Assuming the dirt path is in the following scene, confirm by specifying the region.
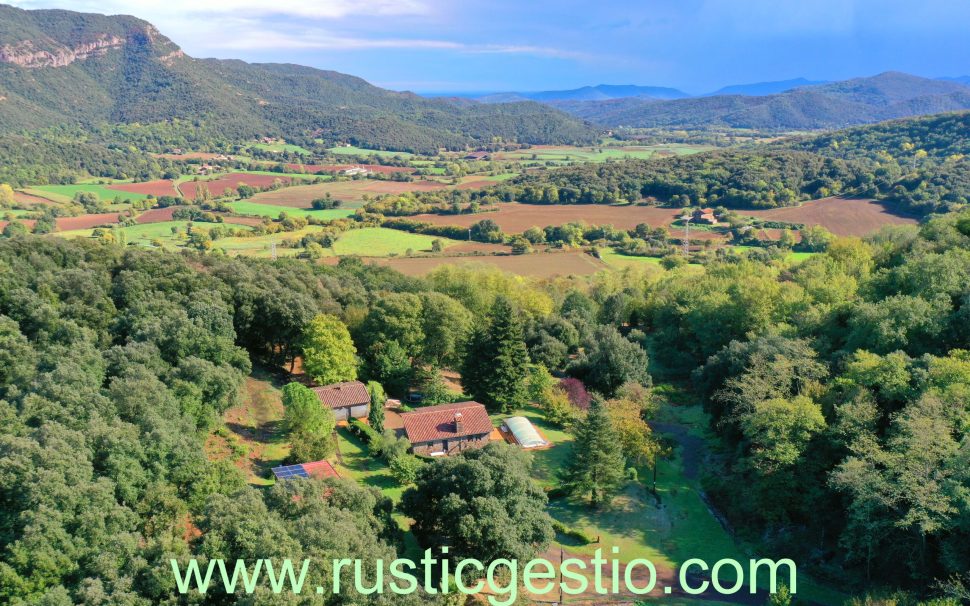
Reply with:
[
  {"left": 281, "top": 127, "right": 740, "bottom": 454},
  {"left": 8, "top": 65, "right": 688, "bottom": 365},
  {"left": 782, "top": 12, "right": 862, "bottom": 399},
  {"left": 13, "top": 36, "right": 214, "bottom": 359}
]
[{"left": 520, "top": 546, "right": 764, "bottom": 605}]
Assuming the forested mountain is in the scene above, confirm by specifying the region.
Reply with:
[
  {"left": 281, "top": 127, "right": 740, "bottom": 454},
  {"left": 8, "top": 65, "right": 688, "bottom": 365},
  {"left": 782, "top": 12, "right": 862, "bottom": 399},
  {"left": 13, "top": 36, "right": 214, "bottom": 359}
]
[
  {"left": 552, "top": 72, "right": 970, "bottom": 130},
  {"left": 785, "top": 111, "right": 970, "bottom": 161},
  {"left": 0, "top": 5, "right": 596, "bottom": 153}
]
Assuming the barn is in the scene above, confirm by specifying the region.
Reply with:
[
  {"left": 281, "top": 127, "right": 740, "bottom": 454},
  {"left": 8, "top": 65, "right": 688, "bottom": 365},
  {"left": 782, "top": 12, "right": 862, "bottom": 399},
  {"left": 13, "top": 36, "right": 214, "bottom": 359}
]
[{"left": 313, "top": 381, "right": 370, "bottom": 422}]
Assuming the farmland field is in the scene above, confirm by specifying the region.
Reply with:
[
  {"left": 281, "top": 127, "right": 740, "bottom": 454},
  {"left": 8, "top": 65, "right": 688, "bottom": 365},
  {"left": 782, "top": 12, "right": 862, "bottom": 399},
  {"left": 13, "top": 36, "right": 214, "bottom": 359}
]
[
  {"left": 327, "top": 146, "right": 414, "bottom": 158},
  {"left": 178, "top": 173, "right": 301, "bottom": 200},
  {"left": 108, "top": 179, "right": 180, "bottom": 198},
  {"left": 134, "top": 207, "right": 177, "bottom": 223},
  {"left": 411, "top": 202, "right": 684, "bottom": 231},
  {"left": 227, "top": 200, "right": 355, "bottom": 220},
  {"left": 327, "top": 227, "right": 460, "bottom": 257},
  {"left": 371, "top": 249, "right": 607, "bottom": 277},
  {"left": 492, "top": 143, "right": 713, "bottom": 163},
  {"left": 251, "top": 142, "right": 312, "bottom": 155},
  {"left": 454, "top": 173, "right": 518, "bottom": 189},
  {"left": 59, "top": 220, "right": 193, "bottom": 246},
  {"left": 284, "top": 163, "right": 416, "bottom": 175},
  {"left": 26, "top": 183, "right": 151, "bottom": 203},
  {"left": 12, "top": 191, "right": 56, "bottom": 206},
  {"left": 248, "top": 179, "right": 447, "bottom": 209},
  {"left": 743, "top": 197, "right": 918, "bottom": 236}
]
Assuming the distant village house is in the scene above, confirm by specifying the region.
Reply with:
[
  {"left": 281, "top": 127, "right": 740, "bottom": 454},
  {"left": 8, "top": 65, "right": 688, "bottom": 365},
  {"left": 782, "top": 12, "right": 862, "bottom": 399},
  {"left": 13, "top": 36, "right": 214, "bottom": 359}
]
[
  {"left": 463, "top": 151, "right": 491, "bottom": 161},
  {"left": 313, "top": 381, "right": 370, "bottom": 422},
  {"left": 342, "top": 166, "right": 370, "bottom": 176},
  {"left": 401, "top": 401, "right": 493, "bottom": 456},
  {"left": 692, "top": 208, "right": 718, "bottom": 224}
]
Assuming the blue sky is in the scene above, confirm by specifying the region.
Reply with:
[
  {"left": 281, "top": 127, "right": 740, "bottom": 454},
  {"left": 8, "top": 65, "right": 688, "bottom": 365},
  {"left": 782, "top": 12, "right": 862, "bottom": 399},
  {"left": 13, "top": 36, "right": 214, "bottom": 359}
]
[{"left": 10, "top": 0, "right": 970, "bottom": 93}]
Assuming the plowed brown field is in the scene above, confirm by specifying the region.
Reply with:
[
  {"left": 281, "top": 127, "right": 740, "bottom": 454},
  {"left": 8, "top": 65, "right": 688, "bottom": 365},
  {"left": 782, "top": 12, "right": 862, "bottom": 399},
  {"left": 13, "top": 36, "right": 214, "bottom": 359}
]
[
  {"left": 410, "top": 203, "right": 682, "bottom": 232},
  {"left": 744, "top": 197, "right": 917, "bottom": 236}
]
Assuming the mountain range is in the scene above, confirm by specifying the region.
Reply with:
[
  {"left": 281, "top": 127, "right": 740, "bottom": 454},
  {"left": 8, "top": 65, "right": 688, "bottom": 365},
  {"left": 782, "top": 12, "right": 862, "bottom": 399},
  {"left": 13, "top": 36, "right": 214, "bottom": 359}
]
[
  {"left": 472, "top": 84, "right": 690, "bottom": 104},
  {"left": 702, "top": 78, "right": 829, "bottom": 97},
  {"left": 547, "top": 72, "right": 970, "bottom": 130},
  {"left": 0, "top": 4, "right": 596, "bottom": 153}
]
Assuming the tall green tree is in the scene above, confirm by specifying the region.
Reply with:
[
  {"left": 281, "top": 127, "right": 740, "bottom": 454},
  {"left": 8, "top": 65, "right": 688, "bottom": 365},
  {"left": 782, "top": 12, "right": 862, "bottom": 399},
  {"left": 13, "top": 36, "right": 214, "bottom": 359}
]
[
  {"left": 401, "top": 443, "right": 553, "bottom": 563},
  {"left": 568, "top": 326, "right": 651, "bottom": 397},
  {"left": 366, "top": 380, "right": 386, "bottom": 433},
  {"left": 301, "top": 314, "right": 357, "bottom": 385},
  {"left": 282, "top": 382, "right": 336, "bottom": 462},
  {"left": 461, "top": 296, "right": 530, "bottom": 412},
  {"left": 560, "top": 398, "right": 626, "bottom": 507},
  {"left": 364, "top": 340, "right": 412, "bottom": 396}
]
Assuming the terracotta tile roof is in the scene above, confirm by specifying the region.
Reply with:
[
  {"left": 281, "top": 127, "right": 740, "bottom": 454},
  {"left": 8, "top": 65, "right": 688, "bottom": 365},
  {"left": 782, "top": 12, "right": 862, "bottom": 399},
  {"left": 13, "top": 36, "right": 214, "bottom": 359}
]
[
  {"left": 401, "top": 401, "right": 493, "bottom": 444},
  {"left": 312, "top": 381, "right": 369, "bottom": 409},
  {"left": 301, "top": 460, "right": 341, "bottom": 479}
]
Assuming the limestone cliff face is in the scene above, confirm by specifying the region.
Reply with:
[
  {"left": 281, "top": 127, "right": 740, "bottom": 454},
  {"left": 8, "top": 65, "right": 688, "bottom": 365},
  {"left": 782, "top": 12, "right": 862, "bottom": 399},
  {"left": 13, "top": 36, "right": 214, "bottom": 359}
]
[{"left": 0, "top": 35, "right": 125, "bottom": 68}]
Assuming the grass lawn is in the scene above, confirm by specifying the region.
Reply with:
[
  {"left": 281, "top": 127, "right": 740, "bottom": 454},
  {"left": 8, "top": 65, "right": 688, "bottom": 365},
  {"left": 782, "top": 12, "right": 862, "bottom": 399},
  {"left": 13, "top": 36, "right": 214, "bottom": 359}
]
[
  {"left": 204, "top": 372, "right": 288, "bottom": 487},
  {"left": 328, "top": 146, "right": 415, "bottom": 159},
  {"left": 26, "top": 183, "right": 150, "bottom": 203},
  {"left": 506, "top": 401, "right": 844, "bottom": 604},
  {"left": 327, "top": 227, "right": 460, "bottom": 257},
  {"left": 228, "top": 200, "right": 355, "bottom": 220},
  {"left": 333, "top": 427, "right": 405, "bottom": 503}
]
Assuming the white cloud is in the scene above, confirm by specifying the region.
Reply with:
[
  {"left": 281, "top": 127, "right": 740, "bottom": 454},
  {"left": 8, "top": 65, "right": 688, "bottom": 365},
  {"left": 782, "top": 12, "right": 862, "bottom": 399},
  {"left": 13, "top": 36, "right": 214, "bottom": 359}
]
[{"left": 9, "top": 0, "right": 431, "bottom": 20}]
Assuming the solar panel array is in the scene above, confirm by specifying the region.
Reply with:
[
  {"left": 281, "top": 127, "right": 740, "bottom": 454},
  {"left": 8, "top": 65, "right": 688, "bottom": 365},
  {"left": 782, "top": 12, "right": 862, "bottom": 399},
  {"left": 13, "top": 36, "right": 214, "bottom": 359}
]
[{"left": 271, "top": 464, "right": 311, "bottom": 480}]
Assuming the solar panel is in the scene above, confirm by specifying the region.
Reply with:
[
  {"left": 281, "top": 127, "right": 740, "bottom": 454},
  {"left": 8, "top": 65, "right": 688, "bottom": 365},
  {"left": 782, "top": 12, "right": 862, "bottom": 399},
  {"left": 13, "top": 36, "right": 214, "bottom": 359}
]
[{"left": 271, "top": 464, "right": 311, "bottom": 480}]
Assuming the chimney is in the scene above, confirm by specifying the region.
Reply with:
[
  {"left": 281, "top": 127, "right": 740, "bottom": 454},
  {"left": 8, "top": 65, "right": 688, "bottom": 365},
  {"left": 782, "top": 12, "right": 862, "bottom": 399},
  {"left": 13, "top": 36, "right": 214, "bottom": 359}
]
[{"left": 454, "top": 412, "right": 464, "bottom": 432}]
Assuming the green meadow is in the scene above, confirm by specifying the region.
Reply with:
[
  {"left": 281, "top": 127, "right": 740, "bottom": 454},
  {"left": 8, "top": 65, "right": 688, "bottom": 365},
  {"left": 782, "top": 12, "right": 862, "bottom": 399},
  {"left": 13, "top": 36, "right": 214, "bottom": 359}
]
[
  {"left": 327, "top": 227, "right": 459, "bottom": 257},
  {"left": 228, "top": 200, "right": 355, "bottom": 220},
  {"left": 327, "top": 146, "right": 415, "bottom": 159},
  {"left": 26, "top": 183, "right": 151, "bottom": 203}
]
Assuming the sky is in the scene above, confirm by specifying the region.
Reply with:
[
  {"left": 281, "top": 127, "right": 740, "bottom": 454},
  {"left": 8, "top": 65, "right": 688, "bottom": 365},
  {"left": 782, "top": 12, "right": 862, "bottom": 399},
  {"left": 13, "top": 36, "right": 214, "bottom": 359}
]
[{"left": 8, "top": 0, "right": 970, "bottom": 94}]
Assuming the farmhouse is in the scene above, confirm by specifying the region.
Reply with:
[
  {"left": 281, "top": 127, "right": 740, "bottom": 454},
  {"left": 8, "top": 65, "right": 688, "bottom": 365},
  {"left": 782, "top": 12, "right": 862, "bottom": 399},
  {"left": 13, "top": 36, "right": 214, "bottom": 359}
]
[
  {"left": 401, "top": 401, "right": 493, "bottom": 456},
  {"left": 464, "top": 151, "right": 491, "bottom": 161},
  {"left": 312, "top": 381, "right": 370, "bottom": 421},
  {"left": 342, "top": 166, "right": 370, "bottom": 176},
  {"left": 692, "top": 208, "right": 718, "bottom": 224}
]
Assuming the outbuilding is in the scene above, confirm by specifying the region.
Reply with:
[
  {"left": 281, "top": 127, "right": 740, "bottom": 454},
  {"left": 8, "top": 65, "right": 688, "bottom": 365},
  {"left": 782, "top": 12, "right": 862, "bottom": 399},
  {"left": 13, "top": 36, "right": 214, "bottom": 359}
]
[
  {"left": 313, "top": 381, "right": 370, "bottom": 421},
  {"left": 502, "top": 416, "right": 549, "bottom": 449}
]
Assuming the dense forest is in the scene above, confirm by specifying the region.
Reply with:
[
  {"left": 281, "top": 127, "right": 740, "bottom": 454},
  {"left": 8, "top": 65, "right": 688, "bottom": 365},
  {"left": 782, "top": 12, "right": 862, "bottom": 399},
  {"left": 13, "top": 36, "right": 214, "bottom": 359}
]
[
  {"left": 2, "top": 203, "right": 969, "bottom": 602},
  {"left": 369, "top": 113, "right": 968, "bottom": 215}
]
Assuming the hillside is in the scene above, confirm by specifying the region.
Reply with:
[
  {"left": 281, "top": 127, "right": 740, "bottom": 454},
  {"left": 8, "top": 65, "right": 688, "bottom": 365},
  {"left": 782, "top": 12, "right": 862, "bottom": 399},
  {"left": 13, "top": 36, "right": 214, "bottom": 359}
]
[
  {"left": 0, "top": 5, "right": 597, "bottom": 153},
  {"left": 784, "top": 111, "right": 970, "bottom": 161},
  {"left": 552, "top": 72, "right": 970, "bottom": 130}
]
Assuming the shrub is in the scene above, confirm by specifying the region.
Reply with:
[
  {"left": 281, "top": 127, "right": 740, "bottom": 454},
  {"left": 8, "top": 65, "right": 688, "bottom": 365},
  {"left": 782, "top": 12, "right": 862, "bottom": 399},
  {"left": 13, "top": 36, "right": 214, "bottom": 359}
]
[
  {"left": 348, "top": 418, "right": 381, "bottom": 444},
  {"left": 551, "top": 520, "right": 595, "bottom": 544}
]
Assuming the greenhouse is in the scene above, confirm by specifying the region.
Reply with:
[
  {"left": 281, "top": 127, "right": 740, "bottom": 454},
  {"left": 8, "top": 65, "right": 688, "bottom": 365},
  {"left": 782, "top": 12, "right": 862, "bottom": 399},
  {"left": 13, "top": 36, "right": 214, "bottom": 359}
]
[{"left": 503, "top": 416, "right": 548, "bottom": 449}]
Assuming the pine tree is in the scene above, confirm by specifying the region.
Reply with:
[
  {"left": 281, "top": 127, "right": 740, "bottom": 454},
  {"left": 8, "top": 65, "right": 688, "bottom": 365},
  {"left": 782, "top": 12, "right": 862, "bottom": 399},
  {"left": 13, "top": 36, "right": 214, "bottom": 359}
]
[
  {"left": 461, "top": 297, "right": 530, "bottom": 413},
  {"left": 560, "top": 398, "right": 626, "bottom": 508}
]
